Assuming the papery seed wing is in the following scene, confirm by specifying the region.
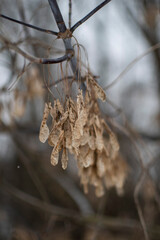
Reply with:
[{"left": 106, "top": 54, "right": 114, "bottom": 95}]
[
  {"left": 48, "top": 129, "right": 60, "bottom": 147},
  {"left": 50, "top": 101, "right": 56, "bottom": 119},
  {"left": 39, "top": 102, "right": 50, "bottom": 143},
  {"left": 39, "top": 123, "right": 49, "bottom": 143},
  {"left": 72, "top": 108, "right": 88, "bottom": 140},
  {"left": 55, "top": 111, "right": 68, "bottom": 128},
  {"left": 61, "top": 147, "right": 68, "bottom": 170},
  {"left": 96, "top": 152, "right": 107, "bottom": 177},
  {"left": 77, "top": 89, "right": 84, "bottom": 116},
  {"left": 109, "top": 132, "right": 120, "bottom": 152},
  {"left": 94, "top": 125, "right": 104, "bottom": 151},
  {"left": 83, "top": 149, "right": 94, "bottom": 168},
  {"left": 53, "top": 130, "right": 64, "bottom": 153},
  {"left": 43, "top": 102, "right": 50, "bottom": 120},
  {"left": 79, "top": 167, "right": 90, "bottom": 185},
  {"left": 50, "top": 130, "right": 64, "bottom": 166},
  {"left": 69, "top": 107, "right": 76, "bottom": 123},
  {"left": 51, "top": 150, "right": 59, "bottom": 166},
  {"left": 56, "top": 99, "right": 64, "bottom": 114},
  {"left": 80, "top": 129, "right": 90, "bottom": 146},
  {"left": 89, "top": 77, "right": 106, "bottom": 102},
  {"left": 95, "top": 184, "right": 104, "bottom": 197},
  {"left": 88, "top": 136, "right": 96, "bottom": 150},
  {"left": 95, "top": 115, "right": 101, "bottom": 129}
]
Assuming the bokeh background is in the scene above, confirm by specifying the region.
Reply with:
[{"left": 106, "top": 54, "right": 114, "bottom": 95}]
[{"left": 0, "top": 0, "right": 160, "bottom": 239}]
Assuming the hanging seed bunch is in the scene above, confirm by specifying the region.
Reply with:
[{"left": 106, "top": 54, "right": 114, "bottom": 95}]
[{"left": 39, "top": 76, "right": 127, "bottom": 197}]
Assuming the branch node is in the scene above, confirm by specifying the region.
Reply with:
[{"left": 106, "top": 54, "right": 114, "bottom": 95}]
[
  {"left": 67, "top": 51, "right": 74, "bottom": 62},
  {"left": 57, "top": 29, "right": 72, "bottom": 39}
]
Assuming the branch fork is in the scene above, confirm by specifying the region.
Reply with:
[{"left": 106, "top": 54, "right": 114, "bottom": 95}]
[
  {"left": 57, "top": 29, "right": 72, "bottom": 39},
  {"left": 0, "top": 0, "right": 111, "bottom": 78}
]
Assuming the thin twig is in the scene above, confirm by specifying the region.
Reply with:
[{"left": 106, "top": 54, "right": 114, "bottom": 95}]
[
  {"left": 14, "top": 36, "right": 63, "bottom": 52},
  {"left": 41, "top": 53, "right": 72, "bottom": 64},
  {"left": 1, "top": 181, "right": 152, "bottom": 232},
  {"left": 134, "top": 173, "right": 150, "bottom": 240},
  {"left": 0, "top": 35, "right": 73, "bottom": 64},
  {"left": 48, "top": 0, "right": 67, "bottom": 33},
  {"left": 69, "top": 0, "right": 72, "bottom": 28},
  {"left": 0, "top": 13, "right": 58, "bottom": 36},
  {"left": 44, "top": 76, "right": 75, "bottom": 88},
  {"left": 70, "top": 0, "right": 111, "bottom": 33},
  {"left": 105, "top": 98, "right": 152, "bottom": 240},
  {"left": 8, "top": 62, "right": 32, "bottom": 91},
  {"left": 43, "top": 165, "right": 94, "bottom": 215},
  {"left": 146, "top": 172, "right": 160, "bottom": 212},
  {"left": 104, "top": 42, "right": 160, "bottom": 90},
  {"left": 1, "top": 179, "right": 160, "bottom": 237},
  {"left": 2, "top": 181, "right": 78, "bottom": 219},
  {"left": 14, "top": 142, "right": 50, "bottom": 203},
  {"left": 17, "top": 0, "right": 30, "bottom": 37},
  {"left": 48, "top": 0, "right": 86, "bottom": 91}
]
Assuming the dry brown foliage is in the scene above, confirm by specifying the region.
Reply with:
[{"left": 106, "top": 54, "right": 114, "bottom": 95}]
[{"left": 39, "top": 79, "right": 128, "bottom": 197}]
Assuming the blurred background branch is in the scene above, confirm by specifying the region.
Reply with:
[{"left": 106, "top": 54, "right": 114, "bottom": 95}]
[{"left": 0, "top": 1, "right": 160, "bottom": 240}]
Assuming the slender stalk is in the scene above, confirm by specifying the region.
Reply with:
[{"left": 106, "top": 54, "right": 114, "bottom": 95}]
[
  {"left": 134, "top": 173, "right": 150, "bottom": 240},
  {"left": 0, "top": 13, "right": 58, "bottom": 36},
  {"left": 0, "top": 35, "right": 72, "bottom": 64},
  {"left": 3, "top": 181, "right": 160, "bottom": 236},
  {"left": 47, "top": 75, "right": 99, "bottom": 88},
  {"left": 48, "top": 0, "right": 67, "bottom": 33},
  {"left": 70, "top": 0, "right": 111, "bottom": 33},
  {"left": 69, "top": 0, "right": 72, "bottom": 28},
  {"left": 104, "top": 43, "right": 160, "bottom": 90},
  {"left": 2, "top": 181, "right": 78, "bottom": 219},
  {"left": 41, "top": 53, "right": 73, "bottom": 64},
  {"left": 48, "top": 0, "right": 86, "bottom": 91}
]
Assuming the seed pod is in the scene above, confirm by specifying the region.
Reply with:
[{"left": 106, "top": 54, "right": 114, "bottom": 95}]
[
  {"left": 39, "top": 103, "right": 50, "bottom": 143},
  {"left": 51, "top": 150, "right": 59, "bottom": 166},
  {"left": 89, "top": 77, "right": 106, "bottom": 102},
  {"left": 61, "top": 146, "right": 68, "bottom": 170}
]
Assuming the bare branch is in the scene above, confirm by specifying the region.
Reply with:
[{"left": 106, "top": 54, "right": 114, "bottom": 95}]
[
  {"left": 45, "top": 76, "right": 75, "bottom": 88},
  {"left": 69, "top": 0, "right": 72, "bottom": 28},
  {"left": 15, "top": 144, "right": 50, "bottom": 202},
  {"left": 70, "top": 0, "right": 111, "bottom": 33},
  {"left": 134, "top": 173, "right": 150, "bottom": 240},
  {"left": 48, "top": 0, "right": 67, "bottom": 33},
  {"left": 48, "top": 0, "right": 86, "bottom": 90},
  {"left": 41, "top": 53, "right": 73, "bottom": 64},
  {"left": 0, "top": 13, "right": 58, "bottom": 36},
  {"left": 104, "top": 42, "right": 160, "bottom": 90},
  {"left": 0, "top": 35, "right": 73, "bottom": 64},
  {"left": 2, "top": 181, "right": 78, "bottom": 219},
  {"left": 2, "top": 180, "right": 160, "bottom": 237},
  {"left": 43, "top": 165, "right": 94, "bottom": 214}
]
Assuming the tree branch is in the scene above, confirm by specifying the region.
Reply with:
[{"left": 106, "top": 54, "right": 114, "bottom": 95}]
[
  {"left": 48, "top": 0, "right": 86, "bottom": 91},
  {"left": 69, "top": 0, "right": 72, "bottom": 28},
  {"left": 70, "top": 0, "right": 111, "bottom": 33},
  {"left": 48, "top": 0, "right": 67, "bottom": 33},
  {"left": 2, "top": 181, "right": 78, "bottom": 219},
  {"left": 0, "top": 13, "right": 58, "bottom": 36},
  {"left": 2, "top": 181, "right": 160, "bottom": 236},
  {"left": 0, "top": 35, "right": 73, "bottom": 64},
  {"left": 40, "top": 53, "right": 73, "bottom": 64},
  {"left": 104, "top": 42, "right": 160, "bottom": 90}
]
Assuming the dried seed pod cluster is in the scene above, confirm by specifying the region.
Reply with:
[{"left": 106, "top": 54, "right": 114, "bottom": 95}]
[{"left": 39, "top": 81, "right": 127, "bottom": 197}]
